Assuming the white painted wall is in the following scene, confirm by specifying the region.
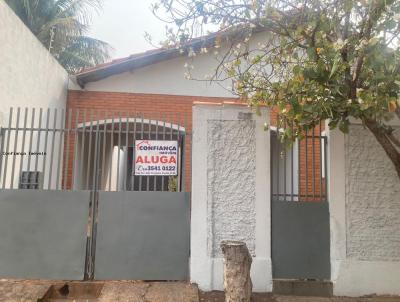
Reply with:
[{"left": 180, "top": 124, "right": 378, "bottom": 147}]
[
  {"left": 73, "top": 31, "right": 272, "bottom": 98},
  {"left": 0, "top": 1, "right": 68, "bottom": 188},
  {"left": 0, "top": 1, "right": 68, "bottom": 117},
  {"left": 80, "top": 53, "right": 234, "bottom": 97},
  {"left": 191, "top": 104, "right": 271, "bottom": 292},
  {"left": 328, "top": 118, "right": 400, "bottom": 297}
]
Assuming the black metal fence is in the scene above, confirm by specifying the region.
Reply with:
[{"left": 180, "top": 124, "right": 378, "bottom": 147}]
[
  {"left": 0, "top": 107, "right": 190, "bottom": 192},
  {"left": 271, "top": 129, "right": 328, "bottom": 202}
]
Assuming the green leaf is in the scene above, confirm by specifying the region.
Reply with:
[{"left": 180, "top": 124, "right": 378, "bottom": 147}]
[
  {"left": 329, "top": 54, "right": 341, "bottom": 78},
  {"left": 339, "top": 119, "right": 349, "bottom": 133},
  {"left": 328, "top": 119, "right": 339, "bottom": 129}
]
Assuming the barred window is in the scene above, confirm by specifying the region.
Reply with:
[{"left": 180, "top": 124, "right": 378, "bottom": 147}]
[{"left": 19, "top": 171, "right": 42, "bottom": 189}]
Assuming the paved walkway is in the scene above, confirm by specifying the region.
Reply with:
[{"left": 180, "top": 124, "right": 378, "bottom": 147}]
[
  {"left": 0, "top": 280, "right": 399, "bottom": 302},
  {"left": 199, "top": 292, "right": 400, "bottom": 302},
  {"left": 0, "top": 279, "right": 198, "bottom": 302}
]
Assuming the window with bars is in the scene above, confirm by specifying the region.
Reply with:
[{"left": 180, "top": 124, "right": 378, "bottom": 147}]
[{"left": 19, "top": 171, "right": 42, "bottom": 189}]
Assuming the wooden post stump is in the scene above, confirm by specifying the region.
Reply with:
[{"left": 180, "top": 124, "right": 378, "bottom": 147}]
[{"left": 221, "top": 241, "right": 252, "bottom": 302}]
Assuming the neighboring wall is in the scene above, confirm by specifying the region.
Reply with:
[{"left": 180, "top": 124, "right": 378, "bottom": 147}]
[
  {"left": 0, "top": 1, "right": 68, "bottom": 188},
  {"left": 191, "top": 104, "right": 271, "bottom": 292},
  {"left": 0, "top": 0, "right": 68, "bottom": 122},
  {"left": 329, "top": 120, "right": 400, "bottom": 296}
]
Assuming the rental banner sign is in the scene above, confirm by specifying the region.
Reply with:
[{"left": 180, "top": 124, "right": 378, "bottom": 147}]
[{"left": 134, "top": 140, "right": 178, "bottom": 176}]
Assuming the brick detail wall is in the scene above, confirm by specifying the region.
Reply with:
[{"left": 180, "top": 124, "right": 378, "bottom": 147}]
[
  {"left": 298, "top": 124, "right": 326, "bottom": 201},
  {"left": 66, "top": 90, "right": 324, "bottom": 199},
  {"left": 66, "top": 90, "right": 239, "bottom": 191},
  {"left": 270, "top": 108, "right": 325, "bottom": 201}
]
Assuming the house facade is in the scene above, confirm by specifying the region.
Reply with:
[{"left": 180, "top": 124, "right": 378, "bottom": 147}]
[{"left": 0, "top": 1, "right": 400, "bottom": 297}]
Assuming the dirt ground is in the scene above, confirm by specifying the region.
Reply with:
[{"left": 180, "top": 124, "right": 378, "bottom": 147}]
[
  {"left": 199, "top": 291, "right": 274, "bottom": 301},
  {"left": 0, "top": 279, "right": 198, "bottom": 302},
  {"left": 0, "top": 279, "right": 400, "bottom": 302},
  {"left": 199, "top": 291, "right": 400, "bottom": 302}
]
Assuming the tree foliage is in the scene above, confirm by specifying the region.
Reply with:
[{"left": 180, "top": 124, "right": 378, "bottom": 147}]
[
  {"left": 154, "top": 0, "right": 400, "bottom": 178},
  {"left": 4, "top": 0, "right": 112, "bottom": 73}
]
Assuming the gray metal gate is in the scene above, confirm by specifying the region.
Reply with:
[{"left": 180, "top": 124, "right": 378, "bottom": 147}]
[
  {"left": 0, "top": 107, "right": 191, "bottom": 280},
  {"left": 271, "top": 127, "right": 330, "bottom": 280}
]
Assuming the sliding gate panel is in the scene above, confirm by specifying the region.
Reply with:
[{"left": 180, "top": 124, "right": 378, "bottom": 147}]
[
  {"left": 0, "top": 190, "right": 89, "bottom": 279},
  {"left": 95, "top": 191, "right": 190, "bottom": 280}
]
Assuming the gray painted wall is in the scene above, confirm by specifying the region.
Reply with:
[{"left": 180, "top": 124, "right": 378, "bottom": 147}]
[
  {"left": 95, "top": 191, "right": 190, "bottom": 280},
  {"left": 0, "top": 190, "right": 89, "bottom": 279}
]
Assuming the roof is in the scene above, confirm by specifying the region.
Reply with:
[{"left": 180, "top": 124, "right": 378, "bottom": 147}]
[{"left": 75, "top": 27, "right": 262, "bottom": 87}]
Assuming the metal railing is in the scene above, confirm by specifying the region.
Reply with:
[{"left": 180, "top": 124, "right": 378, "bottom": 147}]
[
  {"left": 271, "top": 128, "right": 328, "bottom": 202},
  {"left": 0, "top": 107, "right": 190, "bottom": 192}
]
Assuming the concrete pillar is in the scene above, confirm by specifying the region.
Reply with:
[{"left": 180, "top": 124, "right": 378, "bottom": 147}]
[{"left": 190, "top": 103, "right": 272, "bottom": 292}]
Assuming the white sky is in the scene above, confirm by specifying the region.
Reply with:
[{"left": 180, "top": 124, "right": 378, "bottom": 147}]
[{"left": 89, "top": 0, "right": 168, "bottom": 59}]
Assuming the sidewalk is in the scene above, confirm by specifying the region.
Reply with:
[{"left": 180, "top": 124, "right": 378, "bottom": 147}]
[
  {"left": 0, "top": 279, "right": 198, "bottom": 302},
  {"left": 199, "top": 291, "right": 400, "bottom": 302},
  {"left": 0, "top": 280, "right": 399, "bottom": 302}
]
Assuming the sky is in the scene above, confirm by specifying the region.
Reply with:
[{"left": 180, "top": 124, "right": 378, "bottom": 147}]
[{"left": 89, "top": 0, "right": 168, "bottom": 59}]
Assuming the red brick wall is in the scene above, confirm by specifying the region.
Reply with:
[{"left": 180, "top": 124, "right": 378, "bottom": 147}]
[
  {"left": 66, "top": 90, "right": 325, "bottom": 200},
  {"left": 270, "top": 108, "right": 326, "bottom": 201},
  {"left": 66, "top": 90, "right": 239, "bottom": 191}
]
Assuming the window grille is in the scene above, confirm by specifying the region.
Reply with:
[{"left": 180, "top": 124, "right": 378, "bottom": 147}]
[{"left": 19, "top": 171, "right": 42, "bottom": 189}]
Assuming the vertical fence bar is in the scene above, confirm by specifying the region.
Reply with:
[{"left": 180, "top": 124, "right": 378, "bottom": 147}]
[
  {"left": 131, "top": 114, "right": 137, "bottom": 191},
  {"left": 270, "top": 131, "right": 273, "bottom": 201},
  {"left": 47, "top": 109, "right": 58, "bottom": 190},
  {"left": 108, "top": 112, "right": 114, "bottom": 191},
  {"left": 169, "top": 114, "right": 173, "bottom": 192},
  {"left": 283, "top": 127, "right": 287, "bottom": 202},
  {"left": 146, "top": 115, "right": 152, "bottom": 192},
  {"left": 10, "top": 108, "right": 21, "bottom": 189},
  {"left": 154, "top": 113, "right": 159, "bottom": 191},
  {"left": 276, "top": 132, "right": 280, "bottom": 201},
  {"left": 56, "top": 109, "right": 65, "bottom": 190},
  {"left": 291, "top": 123, "right": 294, "bottom": 202},
  {"left": 101, "top": 111, "right": 107, "bottom": 191},
  {"left": 319, "top": 121, "right": 323, "bottom": 202},
  {"left": 18, "top": 108, "right": 28, "bottom": 189},
  {"left": 182, "top": 111, "right": 188, "bottom": 192},
  {"left": 139, "top": 113, "right": 144, "bottom": 191},
  {"left": 86, "top": 110, "right": 94, "bottom": 190},
  {"left": 27, "top": 108, "right": 35, "bottom": 173},
  {"left": 0, "top": 126, "right": 4, "bottom": 187},
  {"left": 176, "top": 112, "right": 181, "bottom": 192},
  {"left": 63, "top": 109, "right": 72, "bottom": 190},
  {"left": 71, "top": 109, "right": 80, "bottom": 190},
  {"left": 312, "top": 127, "right": 316, "bottom": 201},
  {"left": 305, "top": 129, "right": 308, "bottom": 202},
  {"left": 34, "top": 108, "right": 43, "bottom": 173},
  {"left": 79, "top": 109, "right": 87, "bottom": 190},
  {"left": 116, "top": 112, "right": 122, "bottom": 191},
  {"left": 2, "top": 108, "right": 13, "bottom": 189},
  {"left": 41, "top": 109, "right": 51, "bottom": 190},
  {"left": 161, "top": 113, "right": 166, "bottom": 191},
  {"left": 92, "top": 111, "right": 100, "bottom": 191},
  {"left": 0, "top": 126, "right": 4, "bottom": 186},
  {"left": 124, "top": 114, "right": 129, "bottom": 191},
  {"left": 324, "top": 137, "right": 328, "bottom": 202}
]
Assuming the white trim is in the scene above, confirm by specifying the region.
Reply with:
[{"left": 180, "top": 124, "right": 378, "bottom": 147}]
[
  {"left": 326, "top": 123, "right": 347, "bottom": 290},
  {"left": 77, "top": 118, "right": 185, "bottom": 132}
]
